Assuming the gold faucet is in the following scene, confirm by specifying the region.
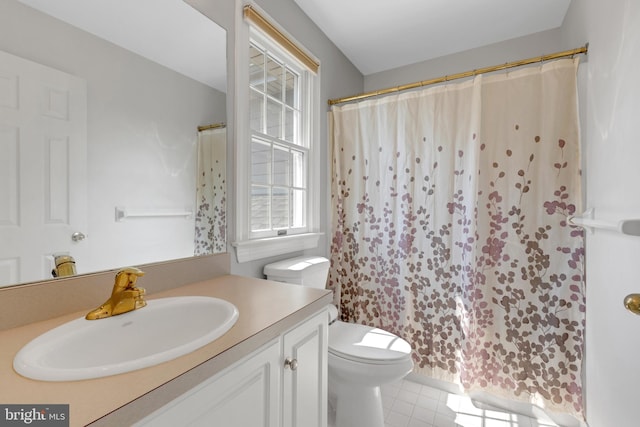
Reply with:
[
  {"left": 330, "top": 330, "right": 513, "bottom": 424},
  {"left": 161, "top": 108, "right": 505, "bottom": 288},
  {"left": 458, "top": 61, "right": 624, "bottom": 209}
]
[{"left": 85, "top": 267, "right": 147, "bottom": 320}]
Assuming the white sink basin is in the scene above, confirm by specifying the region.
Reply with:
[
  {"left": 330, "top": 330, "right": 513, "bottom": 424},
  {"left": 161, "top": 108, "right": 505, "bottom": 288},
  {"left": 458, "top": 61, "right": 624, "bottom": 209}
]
[{"left": 14, "top": 296, "right": 239, "bottom": 381}]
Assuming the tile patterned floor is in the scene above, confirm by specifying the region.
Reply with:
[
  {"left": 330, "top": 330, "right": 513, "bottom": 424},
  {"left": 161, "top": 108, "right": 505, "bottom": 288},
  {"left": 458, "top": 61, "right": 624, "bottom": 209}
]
[{"left": 380, "top": 378, "right": 560, "bottom": 427}]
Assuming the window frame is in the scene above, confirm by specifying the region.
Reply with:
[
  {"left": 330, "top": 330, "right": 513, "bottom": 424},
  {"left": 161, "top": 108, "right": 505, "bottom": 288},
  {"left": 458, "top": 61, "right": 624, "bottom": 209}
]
[
  {"left": 248, "top": 38, "right": 309, "bottom": 239},
  {"left": 232, "top": 6, "right": 322, "bottom": 263}
]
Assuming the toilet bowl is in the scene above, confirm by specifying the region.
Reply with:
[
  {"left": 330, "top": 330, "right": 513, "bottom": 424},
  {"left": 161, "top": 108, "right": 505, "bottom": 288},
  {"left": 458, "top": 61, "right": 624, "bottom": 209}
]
[{"left": 264, "top": 256, "right": 414, "bottom": 427}]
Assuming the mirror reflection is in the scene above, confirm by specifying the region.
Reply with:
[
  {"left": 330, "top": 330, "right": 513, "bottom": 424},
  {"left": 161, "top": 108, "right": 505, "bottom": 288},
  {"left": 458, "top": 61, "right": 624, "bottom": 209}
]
[{"left": 0, "top": 0, "right": 227, "bottom": 288}]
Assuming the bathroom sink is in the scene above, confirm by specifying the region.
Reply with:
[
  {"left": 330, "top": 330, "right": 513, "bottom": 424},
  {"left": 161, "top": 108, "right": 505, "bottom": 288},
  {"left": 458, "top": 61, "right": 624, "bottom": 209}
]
[{"left": 13, "top": 296, "right": 239, "bottom": 381}]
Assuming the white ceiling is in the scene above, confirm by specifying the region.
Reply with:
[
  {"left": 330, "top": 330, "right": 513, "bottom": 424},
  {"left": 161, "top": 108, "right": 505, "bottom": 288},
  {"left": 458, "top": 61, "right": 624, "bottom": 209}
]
[
  {"left": 18, "top": 0, "right": 227, "bottom": 92},
  {"left": 294, "top": 0, "right": 572, "bottom": 75},
  {"left": 17, "top": 0, "right": 571, "bottom": 89}
]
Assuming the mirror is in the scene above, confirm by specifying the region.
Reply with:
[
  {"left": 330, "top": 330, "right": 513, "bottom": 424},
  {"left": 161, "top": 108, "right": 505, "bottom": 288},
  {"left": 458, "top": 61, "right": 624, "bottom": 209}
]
[{"left": 0, "top": 0, "right": 227, "bottom": 287}]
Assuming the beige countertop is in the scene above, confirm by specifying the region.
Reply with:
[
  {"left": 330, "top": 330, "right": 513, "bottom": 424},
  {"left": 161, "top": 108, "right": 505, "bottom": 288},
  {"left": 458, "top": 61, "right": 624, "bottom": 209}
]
[{"left": 0, "top": 274, "right": 332, "bottom": 426}]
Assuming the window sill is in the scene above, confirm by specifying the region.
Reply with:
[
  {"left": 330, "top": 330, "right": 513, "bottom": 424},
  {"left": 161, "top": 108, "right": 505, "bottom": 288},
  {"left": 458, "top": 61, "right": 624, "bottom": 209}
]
[{"left": 232, "top": 232, "right": 323, "bottom": 263}]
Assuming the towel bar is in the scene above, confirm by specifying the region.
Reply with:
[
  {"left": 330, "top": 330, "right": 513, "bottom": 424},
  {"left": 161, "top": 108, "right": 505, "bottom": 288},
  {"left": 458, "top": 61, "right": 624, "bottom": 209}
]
[
  {"left": 115, "top": 207, "right": 193, "bottom": 222},
  {"left": 568, "top": 208, "right": 640, "bottom": 236}
]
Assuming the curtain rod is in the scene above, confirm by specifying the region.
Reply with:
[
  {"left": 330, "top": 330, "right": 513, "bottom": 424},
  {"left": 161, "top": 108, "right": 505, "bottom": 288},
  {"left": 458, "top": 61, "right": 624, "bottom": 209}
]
[
  {"left": 328, "top": 44, "right": 588, "bottom": 106},
  {"left": 198, "top": 122, "right": 226, "bottom": 132},
  {"left": 244, "top": 4, "right": 319, "bottom": 73}
]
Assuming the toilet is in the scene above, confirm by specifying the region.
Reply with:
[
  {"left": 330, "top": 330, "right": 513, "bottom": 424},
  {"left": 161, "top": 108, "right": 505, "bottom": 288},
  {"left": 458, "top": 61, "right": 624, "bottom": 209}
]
[{"left": 264, "top": 256, "right": 414, "bottom": 427}]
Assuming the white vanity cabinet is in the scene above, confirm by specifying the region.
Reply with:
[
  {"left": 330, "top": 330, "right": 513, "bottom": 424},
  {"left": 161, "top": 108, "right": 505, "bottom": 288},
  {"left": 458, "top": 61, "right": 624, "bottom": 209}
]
[
  {"left": 135, "top": 309, "right": 328, "bottom": 427},
  {"left": 282, "top": 310, "right": 328, "bottom": 427}
]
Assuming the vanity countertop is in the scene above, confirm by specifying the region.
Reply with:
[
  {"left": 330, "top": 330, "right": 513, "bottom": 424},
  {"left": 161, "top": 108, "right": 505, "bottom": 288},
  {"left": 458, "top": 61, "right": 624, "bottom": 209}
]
[{"left": 0, "top": 274, "right": 332, "bottom": 426}]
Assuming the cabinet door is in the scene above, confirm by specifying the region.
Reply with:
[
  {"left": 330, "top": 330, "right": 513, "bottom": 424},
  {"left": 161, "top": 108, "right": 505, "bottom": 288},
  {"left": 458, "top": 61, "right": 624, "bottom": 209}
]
[
  {"left": 282, "top": 309, "right": 328, "bottom": 427},
  {"left": 135, "top": 339, "right": 280, "bottom": 427}
]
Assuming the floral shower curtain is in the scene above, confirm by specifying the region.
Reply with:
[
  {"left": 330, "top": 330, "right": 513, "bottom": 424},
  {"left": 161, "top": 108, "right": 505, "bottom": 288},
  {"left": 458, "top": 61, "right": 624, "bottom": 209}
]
[
  {"left": 194, "top": 127, "right": 226, "bottom": 255},
  {"left": 329, "top": 58, "right": 585, "bottom": 418}
]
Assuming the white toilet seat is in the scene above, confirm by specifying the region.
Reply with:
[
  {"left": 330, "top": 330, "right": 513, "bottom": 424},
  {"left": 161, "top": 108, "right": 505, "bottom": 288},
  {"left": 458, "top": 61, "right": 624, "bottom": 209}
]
[{"left": 329, "top": 321, "right": 412, "bottom": 364}]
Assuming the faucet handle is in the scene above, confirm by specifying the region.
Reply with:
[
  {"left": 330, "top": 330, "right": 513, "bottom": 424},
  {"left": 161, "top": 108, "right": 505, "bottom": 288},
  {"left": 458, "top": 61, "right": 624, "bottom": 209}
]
[
  {"left": 119, "top": 266, "right": 145, "bottom": 278},
  {"left": 111, "top": 267, "right": 146, "bottom": 296},
  {"left": 115, "top": 267, "right": 145, "bottom": 286}
]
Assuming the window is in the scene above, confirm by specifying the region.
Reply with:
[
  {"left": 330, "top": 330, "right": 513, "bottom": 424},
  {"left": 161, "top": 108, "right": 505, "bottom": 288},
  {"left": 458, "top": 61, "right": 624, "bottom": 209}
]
[
  {"left": 233, "top": 5, "right": 321, "bottom": 262},
  {"left": 249, "top": 40, "right": 308, "bottom": 238}
]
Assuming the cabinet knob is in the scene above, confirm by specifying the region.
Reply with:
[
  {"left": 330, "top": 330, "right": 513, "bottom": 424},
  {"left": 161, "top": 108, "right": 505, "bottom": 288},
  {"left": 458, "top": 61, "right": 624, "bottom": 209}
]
[{"left": 284, "top": 357, "right": 298, "bottom": 371}]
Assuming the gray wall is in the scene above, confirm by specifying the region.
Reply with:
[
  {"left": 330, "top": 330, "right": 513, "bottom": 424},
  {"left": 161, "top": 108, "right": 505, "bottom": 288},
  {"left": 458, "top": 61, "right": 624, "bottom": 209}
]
[{"left": 364, "top": 28, "right": 564, "bottom": 92}]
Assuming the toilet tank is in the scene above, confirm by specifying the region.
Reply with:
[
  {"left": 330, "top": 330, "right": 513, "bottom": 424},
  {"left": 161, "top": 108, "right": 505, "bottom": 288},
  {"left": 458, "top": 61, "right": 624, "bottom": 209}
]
[{"left": 263, "top": 256, "right": 330, "bottom": 289}]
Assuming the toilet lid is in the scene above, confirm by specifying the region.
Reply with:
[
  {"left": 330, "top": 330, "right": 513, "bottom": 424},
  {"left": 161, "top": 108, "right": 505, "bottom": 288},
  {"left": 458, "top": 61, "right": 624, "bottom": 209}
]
[{"left": 329, "top": 321, "right": 412, "bottom": 363}]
